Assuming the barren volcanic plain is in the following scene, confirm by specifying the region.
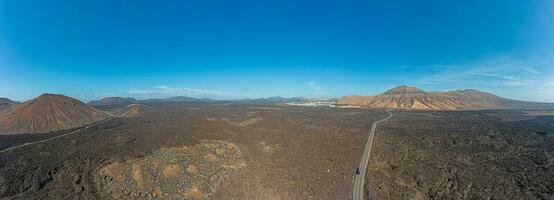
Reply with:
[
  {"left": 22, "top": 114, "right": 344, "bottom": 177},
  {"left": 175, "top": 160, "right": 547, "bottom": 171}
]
[
  {"left": 366, "top": 110, "right": 554, "bottom": 199},
  {"left": 0, "top": 102, "right": 387, "bottom": 199},
  {"left": 1, "top": 100, "right": 553, "bottom": 199}
]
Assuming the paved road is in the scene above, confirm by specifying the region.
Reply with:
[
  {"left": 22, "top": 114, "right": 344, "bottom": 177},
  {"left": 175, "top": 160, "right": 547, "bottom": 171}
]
[
  {"left": 353, "top": 110, "right": 393, "bottom": 200},
  {"left": 0, "top": 118, "right": 112, "bottom": 154}
]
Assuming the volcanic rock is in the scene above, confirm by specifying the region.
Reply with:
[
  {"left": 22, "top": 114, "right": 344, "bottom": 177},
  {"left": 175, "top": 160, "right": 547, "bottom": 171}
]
[
  {"left": 0, "top": 94, "right": 110, "bottom": 134},
  {"left": 97, "top": 140, "right": 244, "bottom": 200},
  {"left": 112, "top": 104, "right": 155, "bottom": 117},
  {"left": 338, "top": 86, "right": 554, "bottom": 110}
]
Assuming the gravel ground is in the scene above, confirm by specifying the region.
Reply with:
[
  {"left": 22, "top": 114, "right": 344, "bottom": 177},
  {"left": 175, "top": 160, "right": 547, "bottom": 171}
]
[
  {"left": 366, "top": 110, "right": 554, "bottom": 200},
  {"left": 0, "top": 103, "right": 385, "bottom": 200}
]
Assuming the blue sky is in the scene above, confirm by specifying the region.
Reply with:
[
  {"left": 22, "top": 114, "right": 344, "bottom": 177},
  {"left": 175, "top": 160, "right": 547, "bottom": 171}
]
[{"left": 1, "top": 0, "right": 553, "bottom": 102}]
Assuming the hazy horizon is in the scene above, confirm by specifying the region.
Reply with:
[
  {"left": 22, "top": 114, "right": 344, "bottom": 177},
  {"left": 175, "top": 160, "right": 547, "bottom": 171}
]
[
  {"left": 1, "top": 0, "right": 553, "bottom": 102},
  {"left": 3, "top": 85, "right": 554, "bottom": 104}
]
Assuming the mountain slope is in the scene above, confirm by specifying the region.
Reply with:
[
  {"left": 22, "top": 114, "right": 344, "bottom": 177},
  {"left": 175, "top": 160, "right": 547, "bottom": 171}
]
[
  {"left": 112, "top": 104, "right": 155, "bottom": 117},
  {"left": 88, "top": 97, "right": 137, "bottom": 106},
  {"left": 338, "top": 86, "right": 554, "bottom": 110},
  {"left": 0, "top": 98, "right": 18, "bottom": 116},
  {"left": 0, "top": 94, "right": 110, "bottom": 134}
]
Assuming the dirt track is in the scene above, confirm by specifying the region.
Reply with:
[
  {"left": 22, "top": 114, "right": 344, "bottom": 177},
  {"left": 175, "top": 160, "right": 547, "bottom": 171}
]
[{"left": 0, "top": 118, "right": 112, "bottom": 154}]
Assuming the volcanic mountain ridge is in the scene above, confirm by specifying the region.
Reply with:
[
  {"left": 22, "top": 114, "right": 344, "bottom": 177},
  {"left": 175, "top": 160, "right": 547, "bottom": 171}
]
[
  {"left": 111, "top": 103, "right": 156, "bottom": 117},
  {"left": 0, "top": 94, "right": 111, "bottom": 134},
  {"left": 0, "top": 97, "right": 18, "bottom": 116},
  {"left": 338, "top": 86, "right": 554, "bottom": 110},
  {"left": 88, "top": 97, "right": 137, "bottom": 106}
]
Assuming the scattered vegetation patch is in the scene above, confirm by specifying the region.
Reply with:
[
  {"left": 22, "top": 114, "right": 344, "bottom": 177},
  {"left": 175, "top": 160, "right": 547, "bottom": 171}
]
[{"left": 97, "top": 140, "right": 244, "bottom": 199}]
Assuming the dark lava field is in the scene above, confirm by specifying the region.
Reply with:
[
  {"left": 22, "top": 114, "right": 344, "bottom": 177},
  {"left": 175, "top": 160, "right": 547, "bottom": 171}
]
[
  {"left": 366, "top": 110, "right": 554, "bottom": 200},
  {"left": 0, "top": 103, "right": 385, "bottom": 200},
  {"left": 1, "top": 102, "right": 553, "bottom": 200}
]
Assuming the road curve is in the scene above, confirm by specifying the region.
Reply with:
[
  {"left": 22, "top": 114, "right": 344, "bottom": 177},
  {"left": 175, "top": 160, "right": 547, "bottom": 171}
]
[
  {"left": 0, "top": 118, "right": 112, "bottom": 154},
  {"left": 353, "top": 110, "right": 393, "bottom": 200}
]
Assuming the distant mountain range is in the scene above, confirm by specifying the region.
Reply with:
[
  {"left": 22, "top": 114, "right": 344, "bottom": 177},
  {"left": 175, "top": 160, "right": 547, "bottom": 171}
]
[
  {"left": 88, "top": 97, "right": 137, "bottom": 106},
  {"left": 0, "top": 93, "right": 309, "bottom": 134},
  {"left": 338, "top": 86, "right": 554, "bottom": 110},
  {"left": 0, "top": 98, "right": 18, "bottom": 115},
  {"left": 88, "top": 96, "right": 214, "bottom": 106},
  {"left": 0, "top": 94, "right": 110, "bottom": 134},
  {"left": 237, "top": 96, "right": 308, "bottom": 103},
  {"left": 1, "top": 87, "right": 552, "bottom": 134},
  {"left": 87, "top": 96, "right": 307, "bottom": 106},
  {"left": 139, "top": 96, "right": 213, "bottom": 103}
]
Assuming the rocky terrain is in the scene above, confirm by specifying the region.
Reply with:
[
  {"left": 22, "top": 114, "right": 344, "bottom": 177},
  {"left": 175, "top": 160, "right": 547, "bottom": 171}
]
[
  {"left": 339, "top": 86, "right": 554, "bottom": 110},
  {"left": 0, "top": 100, "right": 553, "bottom": 199},
  {"left": 0, "top": 94, "right": 110, "bottom": 134},
  {"left": 366, "top": 110, "right": 554, "bottom": 199},
  {"left": 97, "top": 140, "right": 244, "bottom": 199},
  {"left": 0, "top": 102, "right": 384, "bottom": 199},
  {"left": 111, "top": 104, "right": 156, "bottom": 118}
]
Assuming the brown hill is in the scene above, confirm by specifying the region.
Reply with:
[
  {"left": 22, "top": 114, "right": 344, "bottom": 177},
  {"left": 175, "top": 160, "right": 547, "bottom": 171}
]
[
  {"left": 88, "top": 97, "right": 136, "bottom": 106},
  {"left": 383, "top": 86, "right": 425, "bottom": 94},
  {"left": 338, "top": 86, "right": 554, "bottom": 110},
  {"left": 0, "top": 94, "right": 110, "bottom": 134},
  {"left": 0, "top": 98, "right": 18, "bottom": 116},
  {"left": 112, "top": 103, "right": 155, "bottom": 117}
]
